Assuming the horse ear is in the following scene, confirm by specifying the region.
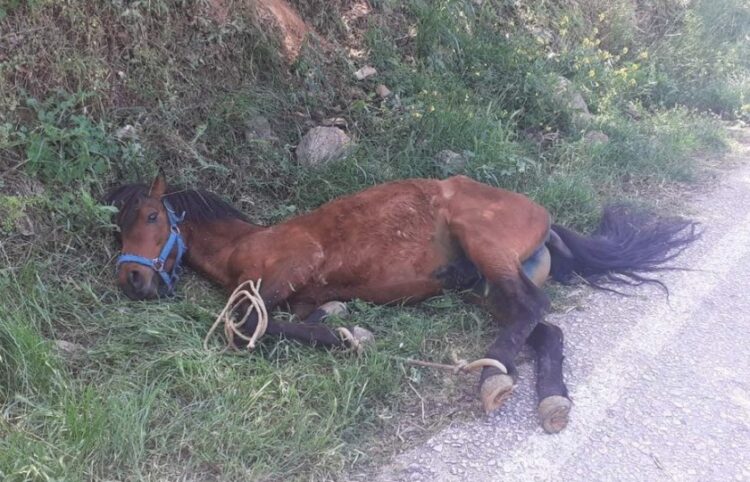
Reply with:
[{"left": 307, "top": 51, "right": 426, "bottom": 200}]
[{"left": 149, "top": 172, "right": 167, "bottom": 198}]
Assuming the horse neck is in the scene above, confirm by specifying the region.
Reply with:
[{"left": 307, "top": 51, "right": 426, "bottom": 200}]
[{"left": 181, "top": 218, "right": 265, "bottom": 287}]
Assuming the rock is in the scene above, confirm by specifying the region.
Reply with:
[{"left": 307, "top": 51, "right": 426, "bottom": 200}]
[
  {"left": 296, "top": 127, "right": 353, "bottom": 168},
  {"left": 625, "top": 101, "right": 642, "bottom": 120},
  {"left": 434, "top": 149, "right": 472, "bottom": 174},
  {"left": 14, "top": 214, "right": 34, "bottom": 236},
  {"left": 244, "top": 116, "right": 275, "bottom": 142},
  {"left": 354, "top": 65, "right": 377, "bottom": 80},
  {"left": 554, "top": 76, "right": 594, "bottom": 125},
  {"left": 254, "top": 0, "right": 313, "bottom": 62},
  {"left": 584, "top": 130, "right": 610, "bottom": 145},
  {"left": 376, "top": 84, "right": 392, "bottom": 98},
  {"left": 115, "top": 124, "right": 138, "bottom": 141},
  {"left": 523, "top": 128, "right": 560, "bottom": 147},
  {"left": 54, "top": 340, "right": 86, "bottom": 358},
  {"left": 529, "top": 26, "right": 554, "bottom": 44}
]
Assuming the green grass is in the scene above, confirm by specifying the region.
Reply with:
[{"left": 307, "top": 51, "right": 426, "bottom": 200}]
[
  {"left": 0, "top": 0, "right": 743, "bottom": 479},
  {"left": 0, "top": 252, "right": 495, "bottom": 480}
]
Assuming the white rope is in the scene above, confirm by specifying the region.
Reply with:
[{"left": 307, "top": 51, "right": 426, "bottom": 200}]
[
  {"left": 402, "top": 350, "right": 508, "bottom": 375},
  {"left": 204, "top": 286, "right": 507, "bottom": 377},
  {"left": 203, "top": 279, "right": 268, "bottom": 351}
]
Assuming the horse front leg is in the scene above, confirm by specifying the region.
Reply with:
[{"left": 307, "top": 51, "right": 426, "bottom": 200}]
[
  {"left": 296, "top": 301, "right": 375, "bottom": 352},
  {"left": 527, "top": 321, "right": 572, "bottom": 433},
  {"left": 230, "top": 291, "right": 370, "bottom": 350},
  {"left": 229, "top": 299, "right": 347, "bottom": 349}
]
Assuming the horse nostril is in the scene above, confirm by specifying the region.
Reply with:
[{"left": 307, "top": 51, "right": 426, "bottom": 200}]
[{"left": 128, "top": 270, "right": 142, "bottom": 289}]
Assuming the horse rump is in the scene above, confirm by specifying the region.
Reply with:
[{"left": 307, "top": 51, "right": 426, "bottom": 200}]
[{"left": 548, "top": 204, "right": 700, "bottom": 290}]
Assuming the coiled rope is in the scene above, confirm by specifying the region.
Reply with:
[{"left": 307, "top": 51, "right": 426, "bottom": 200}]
[
  {"left": 204, "top": 282, "right": 507, "bottom": 375},
  {"left": 203, "top": 279, "right": 268, "bottom": 351}
]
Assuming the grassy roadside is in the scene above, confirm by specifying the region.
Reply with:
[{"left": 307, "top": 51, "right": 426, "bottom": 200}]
[{"left": 1, "top": 0, "right": 748, "bottom": 480}]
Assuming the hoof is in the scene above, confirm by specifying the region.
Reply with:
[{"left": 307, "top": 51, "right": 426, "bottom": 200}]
[
  {"left": 337, "top": 326, "right": 375, "bottom": 355},
  {"left": 538, "top": 395, "right": 572, "bottom": 434},
  {"left": 479, "top": 374, "right": 515, "bottom": 414},
  {"left": 351, "top": 326, "right": 375, "bottom": 346},
  {"left": 320, "top": 301, "right": 349, "bottom": 318}
]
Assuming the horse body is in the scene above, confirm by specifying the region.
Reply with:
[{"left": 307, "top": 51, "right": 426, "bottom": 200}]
[
  {"left": 184, "top": 176, "right": 550, "bottom": 316},
  {"left": 107, "top": 173, "right": 698, "bottom": 433}
]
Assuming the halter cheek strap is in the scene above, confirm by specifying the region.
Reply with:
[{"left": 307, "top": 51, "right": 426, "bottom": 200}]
[{"left": 116, "top": 200, "right": 187, "bottom": 294}]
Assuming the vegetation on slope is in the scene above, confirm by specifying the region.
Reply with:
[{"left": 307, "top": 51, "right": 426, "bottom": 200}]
[{"left": 0, "top": 0, "right": 748, "bottom": 479}]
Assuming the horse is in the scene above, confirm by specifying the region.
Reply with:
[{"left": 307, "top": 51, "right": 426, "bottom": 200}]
[{"left": 106, "top": 174, "right": 698, "bottom": 433}]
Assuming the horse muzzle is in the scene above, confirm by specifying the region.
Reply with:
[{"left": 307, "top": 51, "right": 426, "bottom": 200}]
[{"left": 119, "top": 264, "right": 164, "bottom": 300}]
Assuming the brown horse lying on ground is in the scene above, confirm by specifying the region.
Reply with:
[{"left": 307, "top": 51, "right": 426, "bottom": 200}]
[{"left": 107, "top": 174, "right": 698, "bottom": 433}]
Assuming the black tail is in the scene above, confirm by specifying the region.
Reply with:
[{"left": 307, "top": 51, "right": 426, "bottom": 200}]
[{"left": 548, "top": 204, "right": 700, "bottom": 291}]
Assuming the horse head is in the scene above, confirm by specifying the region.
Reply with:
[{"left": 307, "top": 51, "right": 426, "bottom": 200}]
[{"left": 106, "top": 174, "right": 187, "bottom": 300}]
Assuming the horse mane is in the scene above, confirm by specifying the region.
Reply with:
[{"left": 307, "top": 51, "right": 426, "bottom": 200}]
[{"left": 105, "top": 183, "right": 249, "bottom": 230}]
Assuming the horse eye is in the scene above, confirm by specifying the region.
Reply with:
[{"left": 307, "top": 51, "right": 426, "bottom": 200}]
[{"left": 147, "top": 212, "right": 158, "bottom": 223}]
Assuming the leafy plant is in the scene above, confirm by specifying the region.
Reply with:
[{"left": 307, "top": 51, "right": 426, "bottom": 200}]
[{"left": 20, "top": 92, "right": 117, "bottom": 185}]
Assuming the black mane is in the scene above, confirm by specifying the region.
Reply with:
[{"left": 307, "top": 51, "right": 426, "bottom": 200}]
[{"left": 105, "top": 183, "right": 249, "bottom": 230}]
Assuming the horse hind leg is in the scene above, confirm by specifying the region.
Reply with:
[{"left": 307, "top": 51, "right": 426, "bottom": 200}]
[
  {"left": 477, "top": 272, "right": 550, "bottom": 413},
  {"left": 527, "top": 322, "right": 572, "bottom": 433},
  {"left": 446, "top": 220, "right": 552, "bottom": 414}
]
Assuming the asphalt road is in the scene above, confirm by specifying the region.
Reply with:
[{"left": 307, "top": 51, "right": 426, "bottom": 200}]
[{"left": 372, "top": 132, "right": 750, "bottom": 482}]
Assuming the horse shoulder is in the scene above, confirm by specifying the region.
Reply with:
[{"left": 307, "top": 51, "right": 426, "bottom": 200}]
[{"left": 229, "top": 226, "right": 325, "bottom": 292}]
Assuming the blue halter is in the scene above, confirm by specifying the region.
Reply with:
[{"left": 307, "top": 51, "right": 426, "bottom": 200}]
[{"left": 116, "top": 199, "right": 187, "bottom": 294}]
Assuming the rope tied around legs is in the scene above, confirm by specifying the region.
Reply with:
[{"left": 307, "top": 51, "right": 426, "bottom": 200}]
[
  {"left": 335, "top": 329, "right": 506, "bottom": 375},
  {"left": 204, "top": 287, "right": 507, "bottom": 377},
  {"left": 203, "top": 279, "right": 268, "bottom": 351},
  {"left": 402, "top": 351, "right": 508, "bottom": 375}
]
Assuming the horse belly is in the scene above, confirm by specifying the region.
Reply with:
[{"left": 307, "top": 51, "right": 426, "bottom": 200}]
[{"left": 294, "top": 240, "right": 449, "bottom": 306}]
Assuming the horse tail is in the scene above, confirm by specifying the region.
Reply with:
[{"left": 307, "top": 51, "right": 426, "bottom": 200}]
[{"left": 547, "top": 205, "right": 700, "bottom": 291}]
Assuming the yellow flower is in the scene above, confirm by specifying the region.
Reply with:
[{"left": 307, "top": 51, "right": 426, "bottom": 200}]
[
  {"left": 588, "top": 69, "right": 596, "bottom": 78},
  {"left": 622, "top": 47, "right": 629, "bottom": 55},
  {"left": 638, "top": 51, "right": 649, "bottom": 60}
]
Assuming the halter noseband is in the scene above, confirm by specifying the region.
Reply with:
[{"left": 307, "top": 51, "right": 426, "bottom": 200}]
[{"left": 116, "top": 199, "right": 187, "bottom": 294}]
